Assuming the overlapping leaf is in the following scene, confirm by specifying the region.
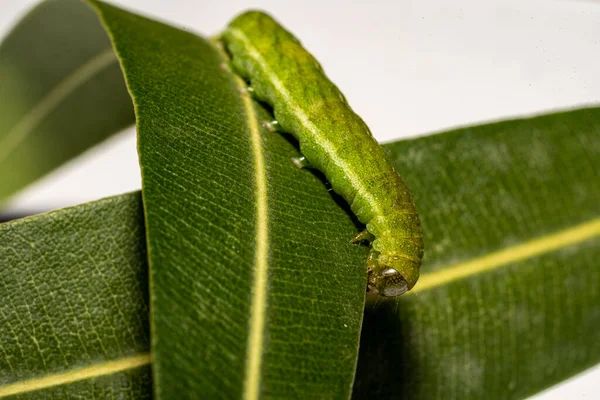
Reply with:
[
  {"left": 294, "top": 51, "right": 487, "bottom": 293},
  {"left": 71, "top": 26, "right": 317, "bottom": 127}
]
[
  {"left": 0, "top": 193, "right": 151, "bottom": 398},
  {"left": 0, "top": 0, "right": 133, "bottom": 204},
  {"left": 91, "top": 2, "right": 368, "bottom": 399},
  {"left": 354, "top": 108, "right": 600, "bottom": 399}
]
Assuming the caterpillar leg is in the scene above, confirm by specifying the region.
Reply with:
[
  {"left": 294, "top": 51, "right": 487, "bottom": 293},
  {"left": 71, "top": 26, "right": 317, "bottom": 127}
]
[
  {"left": 351, "top": 229, "right": 375, "bottom": 244},
  {"left": 366, "top": 250, "right": 380, "bottom": 295},
  {"left": 219, "top": 62, "right": 231, "bottom": 72},
  {"left": 238, "top": 84, "right": 256, "bottom": 99},
  {"left": 262, "top": 120, "right": 280, "bottom": 132},
  {"left": 366, "top": 250, "right": 379, "bottom": 271},
  {"left": 291, "top": 154, "right": 310, "bottom": 169}
]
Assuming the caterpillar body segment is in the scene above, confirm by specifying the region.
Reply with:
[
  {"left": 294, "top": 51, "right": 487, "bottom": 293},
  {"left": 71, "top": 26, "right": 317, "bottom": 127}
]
[{"left": 221, "top": 11, "right": 424, "bottom": 296}]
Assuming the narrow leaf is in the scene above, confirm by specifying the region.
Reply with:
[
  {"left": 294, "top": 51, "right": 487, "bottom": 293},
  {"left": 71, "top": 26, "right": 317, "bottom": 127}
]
[
  {"left": 353, "top": 107, "right": 600, "bottom": 399},
  {"left": 0, "top": 193, "right": 150, "bottom": 398},
  {"left": 2, "top": 106, "right": 598, "bottom": 399},
  {"left": 91, "top": 2, "right": 368, "bottom": 399},
  {"left": 0, "top": 0, "right": 134, "bottom": 204}
]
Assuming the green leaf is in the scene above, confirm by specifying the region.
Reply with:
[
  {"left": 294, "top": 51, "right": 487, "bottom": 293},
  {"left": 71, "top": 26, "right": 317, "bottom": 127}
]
[
  {"left": 0, "top": 0, "right": 134, "bottom": 204},
  {"left": 0, "top": 192, "right": 151, "bottom": 398},
  {"left": 354, "top": 107, "right": 600, "bottom": 399},
  {"left": 3, "top": 106, "right": 598, "bottom": 399},
  {"left": 91, "top": 2, "right": 368, "bottom": 399}
]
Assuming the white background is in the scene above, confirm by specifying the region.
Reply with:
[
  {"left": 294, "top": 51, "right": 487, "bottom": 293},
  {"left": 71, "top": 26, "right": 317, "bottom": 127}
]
[{"left": 1, "top": 1, "right": 599, "bottom": 397}]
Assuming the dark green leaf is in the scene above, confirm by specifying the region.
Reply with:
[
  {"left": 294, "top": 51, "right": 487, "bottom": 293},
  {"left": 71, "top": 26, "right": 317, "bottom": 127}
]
[
  {"left": 91, "top": 2, "right": 367, "bottom": 399},
  {"left": 3, "top": 107, "right": 598, "bottom": 399},
  {"left": 0, "top": 192, "right": 150, "bottom": 398},
  {"left": 354, "top": 107, "right": 600, "bottom": 399},
  {"left": 0, "top": 0, "right": 134, "bottom": 204}
]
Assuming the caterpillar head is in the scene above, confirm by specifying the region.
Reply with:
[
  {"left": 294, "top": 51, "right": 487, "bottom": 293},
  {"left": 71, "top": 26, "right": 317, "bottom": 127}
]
[
  {"left": 366, "top": 252, "right": 420, "bottom": 297},
  {"left": 367, "top": 267, "right": 409, "bottom": 297}
]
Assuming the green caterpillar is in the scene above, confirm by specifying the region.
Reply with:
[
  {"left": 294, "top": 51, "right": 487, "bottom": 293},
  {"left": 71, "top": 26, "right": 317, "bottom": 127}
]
[{"left": 220, "top": 11, "right": 424, "bottom": 296}]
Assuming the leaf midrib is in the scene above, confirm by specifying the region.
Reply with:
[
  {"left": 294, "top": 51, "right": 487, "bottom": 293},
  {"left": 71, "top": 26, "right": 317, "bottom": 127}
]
[
  {"left": 230, "top": 69, "right": 270, "bottom": 400},
  {"left": 0, "top": 48, "right": 117, "bottom": 164},
  {"left": 0, "top": 353, "right": 151, "bottom": 397},
  {"left": 413, "top": 217, "right": 600, "bottom": 294}
]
